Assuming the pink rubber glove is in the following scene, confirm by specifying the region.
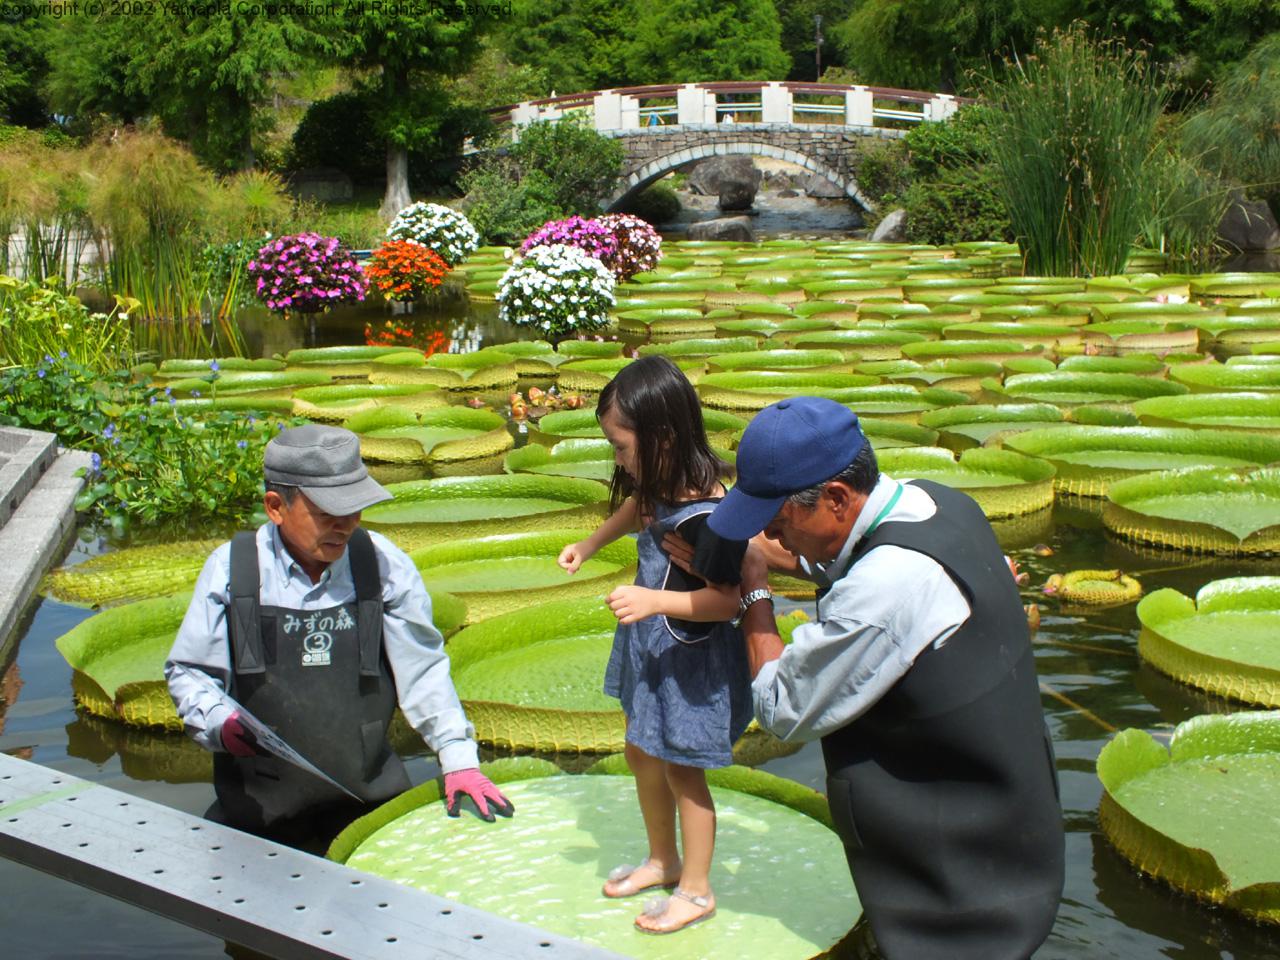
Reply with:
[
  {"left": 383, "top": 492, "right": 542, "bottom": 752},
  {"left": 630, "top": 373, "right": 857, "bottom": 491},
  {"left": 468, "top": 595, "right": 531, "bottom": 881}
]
[
  {"left": 219, "top": 712, "right": 261, "bottom": 757},
  {"left": 443, "top": 768, "right": 515, "bottom": 822}
]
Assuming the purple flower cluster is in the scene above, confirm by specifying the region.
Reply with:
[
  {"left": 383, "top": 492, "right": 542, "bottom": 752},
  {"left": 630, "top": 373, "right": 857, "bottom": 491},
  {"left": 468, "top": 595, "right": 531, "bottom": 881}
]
[
  {"left": 597, "top": 213, "right": 663, "bottom": 281},
  {"left": 247, "top": 233, "right": 369, "bottom": 313},
  {"left": 521, "top": 216, "right": 620, "bottom": 265}
]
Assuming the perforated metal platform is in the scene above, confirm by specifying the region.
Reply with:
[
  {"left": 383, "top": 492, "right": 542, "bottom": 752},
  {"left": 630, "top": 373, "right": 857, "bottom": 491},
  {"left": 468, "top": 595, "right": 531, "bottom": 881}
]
[{"left": 0, "top": 753, "right": 623, "bottom": 960}]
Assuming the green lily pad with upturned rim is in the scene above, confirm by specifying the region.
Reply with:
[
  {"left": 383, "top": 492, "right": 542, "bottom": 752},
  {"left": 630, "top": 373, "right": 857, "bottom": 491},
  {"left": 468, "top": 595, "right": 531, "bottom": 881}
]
[
  {"left": 919, "top": 403, "right": 1066, "bottom": 447},
  {"left": 534, "top": 407, "right": 747, "bottom": 440},
  {"left": 1002, "top": 426, "right": 1280, "bottom": 498},
  {"left": 1103, "top": 466, "right": 1280, "bottom": 555},
  {"left": 43, "top": 538, "right": 225, "bottom": 608},
  {"left": 986, "top": 371, "right": 1188, "bottom": 405},
  {"left": 1169, "top": 362, "right": 1280, "bottom": 393},
  {"left": 1097, "top": 711, "right": 1280, "bottom": 925},
  {"left": 346, "top": 406, "right": 512, "bottom": 465},
  {"left": 329, "top": 757, "right": 860, "bottom": 960},
  {"left": 708, "top": 349, "right": 850, "bottom": 372},
  {"left": 504, "top": 439, "right": 616, "bottom": 482},
  {"left": 410, "top": 529, "right": 636, "bottom": 624},
  {"left": 1132, "top": 392, "right": 1280, "bottom": 432},
  {"left": 1137, "top": 577, "right": 1280, "bottom": 707},
  {"left": 362, "top": 474, "right": 610, "bottom": 552},
  {"left": 877, "top": 446, "right": 1055, "bottom": 516}
]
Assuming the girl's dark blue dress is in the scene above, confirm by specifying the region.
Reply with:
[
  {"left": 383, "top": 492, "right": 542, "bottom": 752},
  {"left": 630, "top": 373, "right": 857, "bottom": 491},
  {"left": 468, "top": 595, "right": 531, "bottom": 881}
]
[{"left": 603, "top": 498, "right": 752, "bottom": 768}]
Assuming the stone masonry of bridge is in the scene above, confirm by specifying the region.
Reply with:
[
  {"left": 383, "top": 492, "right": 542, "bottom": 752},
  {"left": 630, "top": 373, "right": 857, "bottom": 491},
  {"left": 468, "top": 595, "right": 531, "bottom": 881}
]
[{"left": 603, "top": 123, "right": 904, "bottom": 212}]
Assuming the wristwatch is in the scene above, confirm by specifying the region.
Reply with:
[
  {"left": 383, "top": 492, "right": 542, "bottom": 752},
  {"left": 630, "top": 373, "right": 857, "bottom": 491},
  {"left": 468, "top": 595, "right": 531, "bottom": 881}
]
[{"left": 734, "top": 588, "right": 774, "bottom": 627}]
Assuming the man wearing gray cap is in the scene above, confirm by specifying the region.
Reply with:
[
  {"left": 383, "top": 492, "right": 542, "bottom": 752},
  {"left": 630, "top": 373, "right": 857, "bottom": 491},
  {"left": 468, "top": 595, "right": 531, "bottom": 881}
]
[
  {"left": 673, "top": 397, "right": 1063, "bottom": 959},
  {"left": 166, "top": 424, "right": 511, "bottom": 844}
]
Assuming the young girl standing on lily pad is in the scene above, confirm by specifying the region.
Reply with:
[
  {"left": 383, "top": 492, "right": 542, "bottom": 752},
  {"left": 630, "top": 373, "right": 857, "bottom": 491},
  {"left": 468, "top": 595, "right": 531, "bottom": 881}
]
[{"left": 558, "top": 355, "right": 754, "bottom": 935}]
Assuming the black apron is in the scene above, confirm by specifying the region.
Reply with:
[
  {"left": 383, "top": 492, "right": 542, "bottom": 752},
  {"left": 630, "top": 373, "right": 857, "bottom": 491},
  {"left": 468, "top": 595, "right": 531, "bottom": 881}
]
[
  {"left": 820, "top": 480, "right": 1064, "bottom": 960},
  {"left": 213, "top": 528, "right": 410, "bottom": 831}
]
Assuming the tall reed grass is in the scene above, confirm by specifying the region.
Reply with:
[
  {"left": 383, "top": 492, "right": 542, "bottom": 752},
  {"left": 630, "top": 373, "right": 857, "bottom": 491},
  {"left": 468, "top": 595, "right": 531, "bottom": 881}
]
[
  {"left": 978, "top": 25, "right": 1168, "bottom": 277},
  {"left": 1137, "top": 129, "right": 1231, "bottom": 266},
  {"left": 0, "top": 141, "right": 94, "bottom": 285}
]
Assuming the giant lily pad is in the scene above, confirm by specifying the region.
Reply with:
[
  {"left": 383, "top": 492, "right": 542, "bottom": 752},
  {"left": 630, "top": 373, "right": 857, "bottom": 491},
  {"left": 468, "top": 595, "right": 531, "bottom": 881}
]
[
  {"left": 163, "top": 370, "right": 332, "bottom": 396},
  {"left": 504, "top": 438, "right": 616, "bottom": 481},
  {"left": 920, "top": 403, "right": 1066, "bottom": 448},
  {"left": 709, "top": 349, "right": 849, "bottom": 373},
  {"left": 876, "top": 447, "right": 1056, "bottom": 517},
  {"left": 330, "top": 758, "right": 859, "bottom": 959},
  {"left": 362, "top": 474, "right": 610, "bottom": 551},
  {"left": 1003, "top": 426, "right": 1280, "bottom": 497},
  {"left": 44, "top": 538, "right": 224, "bottom": 607},
  {"left": 410, "top": 530, "right": 637, "bottom": 624},
  {"left": 346, "top": 406, "right": 513, "bottom": 466},
  {"left": 987, "top": 371, "right": 1188, "bottom": 405},
  {"left": 1097, "top": 711, "right": 1280, "bottom": 925},
  {"left": 1132, "top": 392, "right": 1280, "bottom": 432},
  {"left": 536, "top": 407, "right": 747, "bottom": 441},
  {"left": 291, "top": 383, "right": 447, "bottom": 421},
  {"left": 1137, "top": 577, "right": 1280, "bottom": 706},
  {"left": 1103, "top": 466, "right": 1280, "bottom": 554},
  {"left": 1169, "top": 362, "right": 1280, "bottom": 393},
  {"left": 699, "top": 376, "right": 959, "bottom": 418}
]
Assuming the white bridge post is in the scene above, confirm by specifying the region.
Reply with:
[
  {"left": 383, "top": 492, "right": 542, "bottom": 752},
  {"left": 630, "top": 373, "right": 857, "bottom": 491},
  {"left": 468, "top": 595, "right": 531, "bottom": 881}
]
[
  {"left": 926, "top": 93, "right": 958, "bottom": 121},
  {"left": 593, "top": 91, "right": 622, "bottom": 132},
  {"left": 677, "top": 83, "right": 707, "bottom": 125},
  {"left": 761, "top": 82, "right": 791, "bottom": 124},
  {"left": 846, "top": 85, "right": 874, "bottom": 127}
]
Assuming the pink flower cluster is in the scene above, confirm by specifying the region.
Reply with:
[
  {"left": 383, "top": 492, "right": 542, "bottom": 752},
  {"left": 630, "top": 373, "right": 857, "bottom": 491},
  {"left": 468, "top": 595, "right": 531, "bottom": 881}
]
[
  {"left": 521, "top": 216, "right": 620, "bottom": 265},
  {"left": 597, "top": 213, "right": 663, "bottom": 281},
  {"left": 247, "top": 233, "right": 369, "bottom": 313}
]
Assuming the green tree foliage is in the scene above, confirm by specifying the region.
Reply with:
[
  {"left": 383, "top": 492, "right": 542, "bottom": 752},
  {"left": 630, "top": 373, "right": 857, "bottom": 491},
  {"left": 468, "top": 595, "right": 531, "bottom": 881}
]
[
  {"left": 1183, "top": 31, "right": 1280, "bottom": 218},
  {"left": 447, "top": 41, "right": 552, "bottom": 112},
  {"left": 0, "top": 14, "right": 51, "bottom": 126},
  {"left": 461, "top": 118, "right": 623, "bottom": 243},
  {"left": 326, "top": 9, "right": 494, "bottom": 218},
  {"left": 43, "top": 13, "right": 151, "bottom": 127},
  {"left": 497, "top": 0, "right": 631, "bottom": 92},
  {"left": 625, "top": 0, "right": 790, "bottom": 84},
  {"left": 777, "top": 0, "right": 853, "bottom": 82},
  {"left": 832, "top": 0, "right": 1071, "bottom": 91}
]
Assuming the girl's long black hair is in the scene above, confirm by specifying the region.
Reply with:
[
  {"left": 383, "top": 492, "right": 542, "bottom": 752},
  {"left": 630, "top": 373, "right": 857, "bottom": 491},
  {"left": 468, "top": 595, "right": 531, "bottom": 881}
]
[{"left": 596, "top": 354, "right": 734, "bottom": 517}]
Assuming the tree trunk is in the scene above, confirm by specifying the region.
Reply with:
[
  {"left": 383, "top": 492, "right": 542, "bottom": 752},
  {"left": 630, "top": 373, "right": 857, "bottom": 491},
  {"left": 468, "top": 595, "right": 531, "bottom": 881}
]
[{"left": 380, "top": 142, "right": 411, "bottom": 222}]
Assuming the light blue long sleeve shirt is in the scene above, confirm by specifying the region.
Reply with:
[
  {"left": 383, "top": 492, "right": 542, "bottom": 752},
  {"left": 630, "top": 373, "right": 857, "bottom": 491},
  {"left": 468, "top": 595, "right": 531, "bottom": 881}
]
[
  {"left": 165, "top": 523, "right": 479, "bottom": 773},
  {"left": 753, "top": 475, "right": 973, "bottom": 741}
]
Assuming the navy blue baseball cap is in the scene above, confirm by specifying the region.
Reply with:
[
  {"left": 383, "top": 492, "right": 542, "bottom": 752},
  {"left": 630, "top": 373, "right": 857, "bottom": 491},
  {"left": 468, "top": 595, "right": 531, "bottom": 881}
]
[{"left": 708, "top": 396, "right": 867, "bottom": 540}]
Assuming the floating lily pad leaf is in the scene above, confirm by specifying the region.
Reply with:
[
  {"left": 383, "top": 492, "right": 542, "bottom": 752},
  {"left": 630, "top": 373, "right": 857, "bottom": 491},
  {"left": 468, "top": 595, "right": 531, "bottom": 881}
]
[
  {"left": 877, "top": 446, "right": 1055, "bottom": 516},
  {"left": 920, "top": 403, "right": 1065, "bottom": 447},
  {"left": 990, "top": 371, "right": 1188, "bottom": 405},
  {"left": 637, "top": 337, "right": 759, "bottom": 358},
  {"left": 332, "top": 761, "right": 859, "bottom": 959},
  {"left": 536, "top": 407, "right": 746, "bottom": 440},
  {"left": 787, "top": 328, "right": 928, "bottom": 360},
  {"left": 1067, "top": 404, "right": 1141, "bottom": 427},
  {"left": 56, "top": 592, "right": 189, "bottom": 730},
  {"left": 505, "top": 439, "right": 614, "bottom": 481},
  {"left": 553, "top": 340, "right": 623, "bottom": 359},
  {"left": 1003, "top": 426, "right": 1280, "bottom": 497},
  {"left": 709, "top": 349, "right": 848, "bottom": 372},
  {"left": 903, "top": 339, "right": 1043, "bottom": 363},
  {"left": 1132, "top": 392, "right": 1280, "bottom": 432},
  {"left": 171, "top": 396, "right": 296, "bottom": 415},
  {"left": 1190, "top": 273, "right": 1280, "bottom": 298},
  {"left": 285, "top": 346, "right": 423, "bottom": 364},
  {"left": 163, "top": 370, "right": 332, "bottom": 396},
  {"left": 1058, "top": 354, "right": 1166, "bottom": 376},
  {"left": 858, "top": 418, "right": 940, "bottom": 448},
  {"left": 1170, "top": 362, "right": 1280, "bottom": 393},
  {"left": 1137, "top": 578, "right": 1280, "bottom": 706},
  {"left": 157, "top": 358, "right": 284, "bottom": 374},
  {"left": 43, "top": 538, "right": 224, "bottom": 607},
  {"left": 411, "top": 530, "right": 636, "bottom": 623},
  {"left": 1044, "top": 569, "right": 1142, "bottom": 608},
  {"left": 293, "top": 383, "right": 448, "bottom": 421},
  {"left": 363, "top": 474, "right": 610, "bottom": 551},
  {"left": 369, "top": 351, "right": 426, "bottom": 368},
  {"left": 699, "top": 375, "right": 945, "bottom": 415},
  {"left": 945, "top": 322, "right": 1083, "bottom": 349},
  {"left": 1097, "top": 711, "right": 1280, "bottom": 925},
  {"left": 351, "top": 406, "right": 512, "bottom": 465},
  {"left": 1104, "top": 466, "right": 1280, "bottom": 554},
  {"left": 365, "top": 366, "right": 467, "bottom": 389}
]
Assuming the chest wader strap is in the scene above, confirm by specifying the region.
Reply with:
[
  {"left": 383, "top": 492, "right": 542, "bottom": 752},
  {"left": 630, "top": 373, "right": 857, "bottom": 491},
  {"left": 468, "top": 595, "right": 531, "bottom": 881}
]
[
  {"left": 229, "top": 531, "right": 266, "bottom": 676},
  {"left": 347, "top": 528, "right": 385, "bottom": 679}
]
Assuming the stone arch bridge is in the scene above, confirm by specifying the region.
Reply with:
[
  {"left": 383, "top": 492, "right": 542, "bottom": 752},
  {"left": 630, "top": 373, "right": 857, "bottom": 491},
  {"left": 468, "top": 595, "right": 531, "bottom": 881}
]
[{"left": 487, "top": 81, "right": 969, "bottom": 212}]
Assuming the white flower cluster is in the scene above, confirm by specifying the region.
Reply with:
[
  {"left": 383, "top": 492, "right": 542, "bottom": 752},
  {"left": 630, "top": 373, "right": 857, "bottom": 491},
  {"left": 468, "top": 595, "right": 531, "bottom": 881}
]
[
  {"left": 387, "top": 202, "right": 480, "bottom": 267},
  {"left": 495, "top": 243, "right": 616, "bottom": 337}
]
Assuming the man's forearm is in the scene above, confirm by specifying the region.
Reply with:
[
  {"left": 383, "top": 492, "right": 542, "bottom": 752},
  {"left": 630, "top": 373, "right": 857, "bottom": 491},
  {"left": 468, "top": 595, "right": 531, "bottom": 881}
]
[{"left": 740, "top": 598, "right": 784, "bottom": 678}]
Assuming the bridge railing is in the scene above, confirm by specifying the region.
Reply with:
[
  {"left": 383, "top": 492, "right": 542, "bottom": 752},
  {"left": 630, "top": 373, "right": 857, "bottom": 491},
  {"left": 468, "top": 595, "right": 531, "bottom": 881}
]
[{"left": 488, "top": 81, "right": 971, "bottom": 138}]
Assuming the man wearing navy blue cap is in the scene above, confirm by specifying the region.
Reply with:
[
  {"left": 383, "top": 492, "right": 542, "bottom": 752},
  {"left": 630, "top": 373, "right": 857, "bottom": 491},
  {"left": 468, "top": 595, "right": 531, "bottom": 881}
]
[{"left": 697, "top": 397, "right": 1064, "bottom": 959}]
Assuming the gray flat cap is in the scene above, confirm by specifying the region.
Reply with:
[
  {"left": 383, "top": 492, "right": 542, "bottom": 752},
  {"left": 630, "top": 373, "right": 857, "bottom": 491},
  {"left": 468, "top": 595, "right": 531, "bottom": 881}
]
[{"left": 263, "top": 424, "right": 392, "bottom": 516}]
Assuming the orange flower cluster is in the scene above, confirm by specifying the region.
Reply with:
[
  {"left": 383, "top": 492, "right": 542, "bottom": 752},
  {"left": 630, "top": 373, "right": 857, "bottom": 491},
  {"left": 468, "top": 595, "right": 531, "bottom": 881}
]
[{"left": 365, "top": 240, "right": 451, "bottom": 302}]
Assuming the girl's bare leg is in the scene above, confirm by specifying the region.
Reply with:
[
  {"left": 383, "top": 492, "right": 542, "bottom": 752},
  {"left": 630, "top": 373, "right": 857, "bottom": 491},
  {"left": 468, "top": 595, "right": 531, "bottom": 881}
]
[
  {"left": 603, "top": 741, "right": 682, "bottom": 896},
  {"left": 634, "top": 761, "right": 716, "bottom": 931}
]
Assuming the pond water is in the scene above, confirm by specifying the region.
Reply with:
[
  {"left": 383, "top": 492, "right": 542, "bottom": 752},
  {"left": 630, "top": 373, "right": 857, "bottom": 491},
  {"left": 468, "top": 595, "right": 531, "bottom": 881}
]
[{"left": 5, "top": 257, "right": 1280, "bottom": 958}]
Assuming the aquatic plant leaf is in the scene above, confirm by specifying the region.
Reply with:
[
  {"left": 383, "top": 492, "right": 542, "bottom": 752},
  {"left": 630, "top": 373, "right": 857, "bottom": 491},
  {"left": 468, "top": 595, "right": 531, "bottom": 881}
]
[
  {"left": 877, "top": 446, "right": 1055, "bottom": 517},
  {"left": 1097, "top": 711, "right": 1280, "bottom": 925},
  {"left": 43, "top": 538, "right": 224, "bottom": 607}
]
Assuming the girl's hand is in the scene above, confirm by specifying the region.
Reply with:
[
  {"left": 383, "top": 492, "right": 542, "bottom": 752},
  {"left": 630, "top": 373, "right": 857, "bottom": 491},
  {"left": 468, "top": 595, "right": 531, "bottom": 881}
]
[
  {"left": 608, "top": 585, "right": 662, "bottom": 624},
  {"left": 660, "top": 530, "right": 696, "bottom": 575},
  {"left": 559, "top": 542, "right": 587, "bottom": 574}
]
